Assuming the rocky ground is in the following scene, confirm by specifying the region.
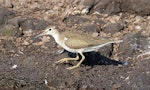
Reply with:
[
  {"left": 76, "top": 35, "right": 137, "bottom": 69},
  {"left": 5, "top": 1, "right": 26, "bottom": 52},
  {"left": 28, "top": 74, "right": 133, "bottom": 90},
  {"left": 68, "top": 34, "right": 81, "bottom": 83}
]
[{"left": 0, "top": 0, "right": 150, "bottom": 90}]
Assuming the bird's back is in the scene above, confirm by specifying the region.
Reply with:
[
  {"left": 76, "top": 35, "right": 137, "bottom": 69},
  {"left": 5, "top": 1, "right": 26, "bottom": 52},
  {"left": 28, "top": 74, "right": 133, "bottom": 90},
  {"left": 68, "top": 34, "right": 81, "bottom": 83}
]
[{"left": 61, "top": 31, "right": 111, "bottom": 49}]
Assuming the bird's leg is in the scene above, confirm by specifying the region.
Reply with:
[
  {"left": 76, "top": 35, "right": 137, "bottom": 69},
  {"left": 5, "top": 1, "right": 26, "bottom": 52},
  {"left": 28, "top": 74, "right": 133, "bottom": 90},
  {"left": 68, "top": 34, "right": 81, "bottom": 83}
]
[
  {"left": 67, "top": 53, "right": 85, "bottom": 70},
  {"left": 55, "top": 53, "right": 79, "bottom": 64}
]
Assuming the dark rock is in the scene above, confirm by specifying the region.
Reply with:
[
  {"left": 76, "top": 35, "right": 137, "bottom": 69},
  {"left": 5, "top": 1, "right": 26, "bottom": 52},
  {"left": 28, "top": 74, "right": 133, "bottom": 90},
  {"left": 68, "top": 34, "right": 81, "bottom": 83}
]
[
  {"left": 83, "top": 0, "right": 98, "bottom": 7},
  {"left": 20, "top": 18, "right": 48, "bottom": 31},
  {"left": 7, "top": 17, "right": 27, "bottom": 28},
  {"left": 0, "top": 8, "right": 14, "bottom": 25},
  {"left": 103, "top": 23, "right": 124, "bottom": 34},
  {"left": 5, "top": 17, "right": 27, "bottom": 37},
  {"left": 82, "top": 0, "right": 121, "bottom": 15},
  {"left": 63, "top": 16, "right": 89, "bottom": 26},
  {"left": 0, "top": 8, "right": 14, "bottom": 16},
  {"left": 0, "top": 16, "right": 48, "bottom": 37},
  {"left": 95, "top": 0, "right": 121, "bottom": 15},
  {"left": 0, "top": 17, "right": 26, "bottom": 37},
  {"left": 83, "top": 24, "right": 98, "bottom": 32},
  {"left": 82, "top": 0, "right": 150, "bottom": 16},
  {"left": 83, "top": 19, "right": 105, "bottom": 32},
  {"left": 0, "top": 24, "right": 18, "bottom": 36},
  {"left": 104, "top": 1, "right": 121, "bottom": 15},
  {"left": 121, "top": 0, "right": 150, "bottom": 16},
  {"left": 119, "top": 32, "right": 149, "bottom": 57},
  {"left": 83, "top": 0, "right": 99, "bottom": 13},
  {"left": 98, "top": 44, "right": 113, "bottom": 57},
  {"left": 94, "top": 19, "right": 105, "bottom": 25}
]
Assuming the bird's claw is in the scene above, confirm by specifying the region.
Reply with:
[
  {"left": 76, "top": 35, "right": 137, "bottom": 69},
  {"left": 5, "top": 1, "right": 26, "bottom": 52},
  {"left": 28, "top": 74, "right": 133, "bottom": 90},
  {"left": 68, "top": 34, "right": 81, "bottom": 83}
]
[
  {"left": 55, "top": 58, "right": 68, "bottom": 64},
  {"left": 66, "top": 65, "right": 79, "bottom": 70}
]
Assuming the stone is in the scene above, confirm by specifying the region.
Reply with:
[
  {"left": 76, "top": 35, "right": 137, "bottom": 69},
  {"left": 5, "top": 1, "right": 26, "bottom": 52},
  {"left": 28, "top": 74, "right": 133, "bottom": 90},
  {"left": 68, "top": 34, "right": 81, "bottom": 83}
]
[
  {"left": 98, "top": 44, "right": 113, "bottom": 57},
  {"left": 80, "top": 0, "right": 150, "bottom": 15},
  {"left": 20, "top": 18, "right": 48, "bottom": 31},
  {"left": 103, "top": 23, "right": 124, "bottom": 34},
  {"left": 121, "top": 0, "right": 150, "bottom": 16},
  {"left": 63, "top": 15, "right": 89, "bottom": 25},
  {"left": 118, "top": 32, "right": 149, "bottom": 57},
  {"left": 0, "top": 8, "right": 14, "bottom": 25},
  {"left": 83, "top": 24, "right": 98, "bottom": 32}
]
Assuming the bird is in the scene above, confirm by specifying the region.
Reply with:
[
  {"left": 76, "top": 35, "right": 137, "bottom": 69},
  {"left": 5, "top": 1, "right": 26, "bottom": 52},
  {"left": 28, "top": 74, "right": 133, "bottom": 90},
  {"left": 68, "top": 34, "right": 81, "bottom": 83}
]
[{"left": 35, "top": 25, "right": 123, "bottom": 70}]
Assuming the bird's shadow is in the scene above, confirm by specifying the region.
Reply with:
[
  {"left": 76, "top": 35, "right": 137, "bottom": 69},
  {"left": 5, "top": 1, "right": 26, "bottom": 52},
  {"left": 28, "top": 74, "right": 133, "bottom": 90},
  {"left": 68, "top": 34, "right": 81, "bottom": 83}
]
[{"left": 67, "top": 51, "right": 124, "bottom": 67}]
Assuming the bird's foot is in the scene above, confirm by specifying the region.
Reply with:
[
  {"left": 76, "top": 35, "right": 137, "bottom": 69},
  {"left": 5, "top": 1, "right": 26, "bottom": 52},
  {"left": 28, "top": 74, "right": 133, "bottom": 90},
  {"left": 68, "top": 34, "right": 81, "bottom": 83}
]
[
  {"left": 66, "top": 53, "right": 85, "bottom": 70},
  {"left": 55, "top": 58, "right": 69, "bottom": 64},
  {"left": 66, "top": 65, "right": 79, "bottom": 70},
  {"left": 55, "top": 55, "right": 79, "bottom": 64}
]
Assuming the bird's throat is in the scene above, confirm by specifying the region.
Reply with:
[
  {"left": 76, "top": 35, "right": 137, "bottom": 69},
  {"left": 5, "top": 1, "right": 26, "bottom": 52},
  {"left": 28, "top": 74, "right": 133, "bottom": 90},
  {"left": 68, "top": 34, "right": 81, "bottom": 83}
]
[{"left": 52, "top": 33, "right": 62, "bottom": 45}]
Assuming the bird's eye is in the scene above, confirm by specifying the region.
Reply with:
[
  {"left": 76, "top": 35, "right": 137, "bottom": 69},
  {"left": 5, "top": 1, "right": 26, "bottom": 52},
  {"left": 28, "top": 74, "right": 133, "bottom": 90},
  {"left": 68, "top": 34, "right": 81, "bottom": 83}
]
[{"left": 49, "top": 28, "right": 51, "bottom": 31}]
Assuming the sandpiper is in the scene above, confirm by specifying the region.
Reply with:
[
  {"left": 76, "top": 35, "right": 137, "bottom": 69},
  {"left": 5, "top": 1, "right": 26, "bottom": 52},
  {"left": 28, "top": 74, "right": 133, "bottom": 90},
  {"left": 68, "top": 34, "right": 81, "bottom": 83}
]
[{"left": 35, "top": 26, "right": 123, "bottom": 70}]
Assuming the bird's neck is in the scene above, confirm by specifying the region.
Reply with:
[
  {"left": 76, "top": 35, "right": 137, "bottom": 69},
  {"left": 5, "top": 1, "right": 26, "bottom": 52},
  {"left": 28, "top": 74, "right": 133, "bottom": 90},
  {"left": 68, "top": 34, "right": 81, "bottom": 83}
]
[{"left": 52, "top": 32, "right": 61, "bottom": 44}]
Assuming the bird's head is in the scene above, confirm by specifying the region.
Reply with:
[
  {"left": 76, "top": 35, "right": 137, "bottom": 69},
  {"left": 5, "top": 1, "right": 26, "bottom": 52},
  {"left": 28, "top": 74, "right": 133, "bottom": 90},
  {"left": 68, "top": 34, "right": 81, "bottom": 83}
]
[{"left": 35, "top": 26, "right": 59, "bottom": 38}]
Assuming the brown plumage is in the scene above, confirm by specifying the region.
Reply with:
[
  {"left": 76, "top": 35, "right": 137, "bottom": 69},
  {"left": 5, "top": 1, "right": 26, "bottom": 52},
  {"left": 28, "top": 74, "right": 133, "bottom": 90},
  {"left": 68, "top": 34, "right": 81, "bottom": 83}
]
[
  {"left": 62, "top": 31, "right": 111, "bottom": 49},
  {"left": 35, "top": 26, "right": 123, "bottom": 70}
]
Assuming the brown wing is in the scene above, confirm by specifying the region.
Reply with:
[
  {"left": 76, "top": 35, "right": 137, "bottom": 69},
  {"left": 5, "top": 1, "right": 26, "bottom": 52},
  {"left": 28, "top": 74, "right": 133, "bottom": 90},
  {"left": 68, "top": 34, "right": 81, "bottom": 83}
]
[
  {"left": 65, "top": 38, "right": 94, "bottom": 49},
  {"left": 63, "top": 31, "right": 111, "bottom": 49}
]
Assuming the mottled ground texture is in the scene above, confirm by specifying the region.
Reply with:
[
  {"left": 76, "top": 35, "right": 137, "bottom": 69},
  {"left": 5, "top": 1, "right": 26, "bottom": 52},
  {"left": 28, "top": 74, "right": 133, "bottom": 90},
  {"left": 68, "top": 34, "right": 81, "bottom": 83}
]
[{"left": 0, "top": 0, "right": 150, "bottom": 90}]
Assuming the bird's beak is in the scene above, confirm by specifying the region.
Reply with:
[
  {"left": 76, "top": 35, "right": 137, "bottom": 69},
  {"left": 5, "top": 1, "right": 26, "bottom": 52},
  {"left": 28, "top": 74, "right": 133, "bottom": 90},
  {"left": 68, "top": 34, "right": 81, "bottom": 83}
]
[{"left": 35, "top": 30, "right": 48, "bottom": 38}]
